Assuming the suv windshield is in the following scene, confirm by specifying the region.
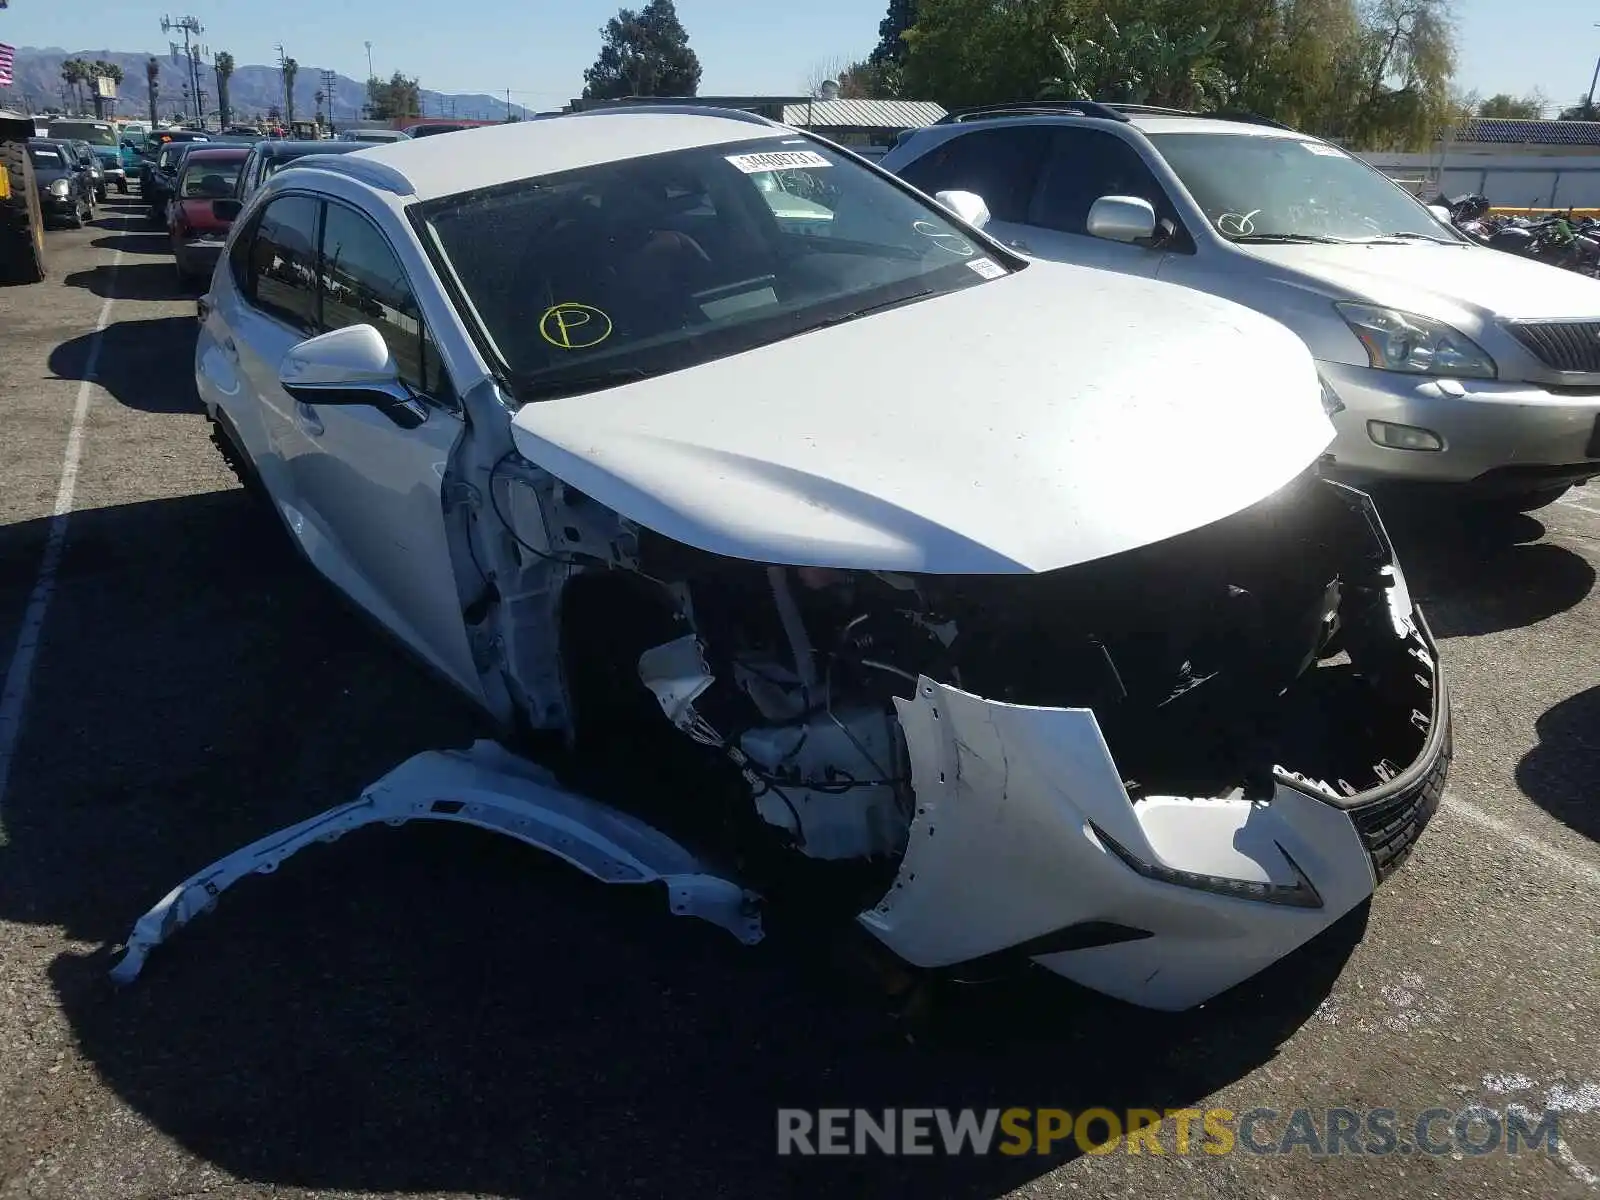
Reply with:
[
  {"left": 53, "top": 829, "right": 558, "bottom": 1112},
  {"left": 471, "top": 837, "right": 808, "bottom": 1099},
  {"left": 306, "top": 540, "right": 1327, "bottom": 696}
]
[
  {"left": 180, "top": 159, "right": 244, "bottom": 198},
  {"left": 421, "top": 135, "right": 1009, "bottom": 401},
  {"left": 1149, "top": 131, "right": 1458, "bottom": 244},
  {"left": 49, "top": 121, "right": 117, "bottom": 148}
]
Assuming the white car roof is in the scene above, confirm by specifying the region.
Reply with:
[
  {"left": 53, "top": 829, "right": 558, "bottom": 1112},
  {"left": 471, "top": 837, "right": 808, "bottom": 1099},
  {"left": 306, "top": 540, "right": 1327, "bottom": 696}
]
[
  {"left": 1127, "top": 115, "right": 1315, "bottom": 140},
  {"left": 337, "top": 111, "right": 792, "bottom": 203}
]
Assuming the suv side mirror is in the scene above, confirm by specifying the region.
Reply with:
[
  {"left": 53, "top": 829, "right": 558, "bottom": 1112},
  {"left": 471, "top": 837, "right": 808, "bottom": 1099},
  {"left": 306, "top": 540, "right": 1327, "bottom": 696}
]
[
  {"left": 1087, "top": 195, "right": 1158, "bottom": 244},
  {"left": 278, "top": 325, "right": 427, "bottom": 429},
  {"left": 933, "top": 189, "right": 991, "bottom": 231}
]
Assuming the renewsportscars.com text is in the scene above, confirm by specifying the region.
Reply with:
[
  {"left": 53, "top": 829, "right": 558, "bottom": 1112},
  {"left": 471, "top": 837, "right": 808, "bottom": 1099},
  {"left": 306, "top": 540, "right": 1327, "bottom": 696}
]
[{"left": 776, "top": 1106, "right": 1563, "bottom": 1158}]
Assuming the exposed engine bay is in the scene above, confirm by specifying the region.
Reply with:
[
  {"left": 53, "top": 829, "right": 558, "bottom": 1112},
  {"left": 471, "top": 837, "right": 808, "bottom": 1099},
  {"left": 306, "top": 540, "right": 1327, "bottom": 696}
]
[{"left": 481, "top": 463, "right": 1437, "bottom": 888}]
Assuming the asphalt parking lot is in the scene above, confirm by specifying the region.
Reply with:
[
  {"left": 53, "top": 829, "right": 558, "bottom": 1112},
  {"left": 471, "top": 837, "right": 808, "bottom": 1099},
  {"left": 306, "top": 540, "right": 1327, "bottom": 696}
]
[{"left": 0, "top": 195, "right": 1596, "bottom": 1200}]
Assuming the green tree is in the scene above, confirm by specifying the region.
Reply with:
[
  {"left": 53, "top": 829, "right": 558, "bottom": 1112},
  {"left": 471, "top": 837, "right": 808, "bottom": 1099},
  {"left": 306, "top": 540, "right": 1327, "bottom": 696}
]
[
  {"left": 314, "top": 88, "right": 326, "bottom": 127},
  {"left": 1039, "top": 15, "right": 1229, "bottom": 108},
  {"left": 902, "top": 0, "right": 1081, "bottom": 110},
  {"left": 367, "top": 72, "right": 422, "bottom": 120},
  {"left": 84, "top": 60, "right": 124, "bottom": 118},
  {"left": 1477, "top": 91, "right": 1544, "bottom": 119},
  {"left": 582, "top": 0, "right": 703, "bottom": 99},
  {"left": 214, "top": 51, "right": 235, "bottom": 127},
  {"left": 871, "top": 0, "right": 919, "bottom": 67},
  {"left": 60, "top": 58, "right": 88, "bottom": 113},
  {"left": 283, "top": 57, "right": 299, "bottom": 126}
]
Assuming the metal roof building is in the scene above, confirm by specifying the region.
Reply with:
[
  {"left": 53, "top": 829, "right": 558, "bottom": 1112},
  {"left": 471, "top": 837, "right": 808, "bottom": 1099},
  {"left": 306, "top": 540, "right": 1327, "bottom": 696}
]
[{"left": 1450, "top": 118, "right": 1600, "bottom": 150}]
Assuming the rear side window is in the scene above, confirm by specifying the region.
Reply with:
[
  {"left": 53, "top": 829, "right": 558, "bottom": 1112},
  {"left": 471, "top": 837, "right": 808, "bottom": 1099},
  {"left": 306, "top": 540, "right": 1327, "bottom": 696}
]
[
  {"left": 244, "top": 195, "right": 322, "bottom": 332},
  {"left": 320, "top": 201, "right": 450, "bottom": 398},
  {"left": 895, "top": 127, "right": 1052, "bottom": 223}
]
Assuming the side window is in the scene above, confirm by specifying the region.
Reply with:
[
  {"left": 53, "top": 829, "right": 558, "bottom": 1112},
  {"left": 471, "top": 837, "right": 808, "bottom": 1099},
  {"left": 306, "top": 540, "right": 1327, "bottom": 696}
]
[
  {"left": 896, "top": 128, "right": 1052, "bottom": 224},
  {"left": 247, "top": 194, "right": 322, "bottom": 332},
  {"left": 1029, "top": 129, "right": 1191, "bottom": 249},
  {"left": 320, "top": 201, "right": 452, "bottom": 401}
]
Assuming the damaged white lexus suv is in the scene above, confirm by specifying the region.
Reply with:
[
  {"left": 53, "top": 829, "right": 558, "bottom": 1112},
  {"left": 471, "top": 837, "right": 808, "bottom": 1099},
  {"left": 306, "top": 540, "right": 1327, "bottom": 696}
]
[{"left": 128, "top": 106, "right": 1452, "bottom": 1011}]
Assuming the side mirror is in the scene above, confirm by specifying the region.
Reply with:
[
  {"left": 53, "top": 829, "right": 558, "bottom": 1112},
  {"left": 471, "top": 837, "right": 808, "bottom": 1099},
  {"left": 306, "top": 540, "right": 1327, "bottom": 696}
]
[
  {"left": 278, "top": 325, "right": 426, "bottom": 429},
  {"left": 211, "top": 198, "right": 243, "bottom": 222},
  {"left": 1087, "top": 195, "right": 1158, "bottom": 244},
  {"left": 933, "top": 189, "right": 991, "bottom": 231},
  {"left": 1427, "top": 204, "right": 1453, "bottom": 224}
]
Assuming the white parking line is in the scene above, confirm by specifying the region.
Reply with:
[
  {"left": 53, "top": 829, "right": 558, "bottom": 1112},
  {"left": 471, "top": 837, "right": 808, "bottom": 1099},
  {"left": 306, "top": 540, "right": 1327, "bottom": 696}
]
[
  {"left": 1444, "top": 791, "right": 1600, "bottom": 888},
  {"left": 0, "top": 249, "right": 122, "bottom": 810}
]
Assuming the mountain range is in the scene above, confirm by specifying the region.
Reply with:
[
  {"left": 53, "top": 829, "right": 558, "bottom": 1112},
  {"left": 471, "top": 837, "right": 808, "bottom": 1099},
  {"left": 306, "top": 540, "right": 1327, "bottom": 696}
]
[{"left": 5, "top": 47, "right": 538, "bottom": 123}]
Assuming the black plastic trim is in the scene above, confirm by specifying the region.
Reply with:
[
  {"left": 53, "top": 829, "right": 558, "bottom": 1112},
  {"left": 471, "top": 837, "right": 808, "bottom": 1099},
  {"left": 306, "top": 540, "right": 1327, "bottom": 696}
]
[{"left": 932, "top": 921, "right": 1153, "bottom": 979}]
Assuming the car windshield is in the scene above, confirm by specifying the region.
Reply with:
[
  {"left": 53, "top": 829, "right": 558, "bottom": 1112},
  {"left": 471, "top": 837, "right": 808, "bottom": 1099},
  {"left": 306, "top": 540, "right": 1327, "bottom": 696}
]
[
  {"left": 421, "top": 135, "right": 1010, "bottom": 402},
  {"left": 179, "top": 159, "right": 244, "bottom": 198},
  {"left": 28, "top": 145, "right": 65, "bottom": 167},
  {"left": 49, "top": 121, "right": 117, "bottom": 148},
  {"left": 1148, "top": 131, "right": 1459, "bottom": 244}
]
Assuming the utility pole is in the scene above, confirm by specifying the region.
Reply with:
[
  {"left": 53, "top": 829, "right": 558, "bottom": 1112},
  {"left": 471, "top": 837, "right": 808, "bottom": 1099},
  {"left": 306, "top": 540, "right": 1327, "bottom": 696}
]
[
  {"left": 161, "top": 15, "right": 205, "bottom": 123},
  {"left": 506, "top": 88, "right": 511, "bottom": 121},
  {"left": 321, "top": 67, "right": 338, "bottom": 134},
  {"left": 365, "top": 41, "right": 374, "bottom": 80},
  {"left": 1586, "top": 24, "right": 1600, "bottom": 117}
]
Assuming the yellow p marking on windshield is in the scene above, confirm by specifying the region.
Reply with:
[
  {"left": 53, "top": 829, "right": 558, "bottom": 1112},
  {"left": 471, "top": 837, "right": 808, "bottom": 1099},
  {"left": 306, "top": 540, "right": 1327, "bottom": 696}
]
[{"left": 540, "top": 302, "right": 613, "bottom": 350}]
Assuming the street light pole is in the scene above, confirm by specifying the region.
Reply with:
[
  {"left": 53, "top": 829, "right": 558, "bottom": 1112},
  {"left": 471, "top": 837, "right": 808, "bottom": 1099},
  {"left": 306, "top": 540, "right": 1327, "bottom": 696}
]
[
  {"left": 1586, "top": 24, "right": 1600, "bottom": 116},
  {"left": 365, "top": 41, "right": 374, "bottom": 80}
]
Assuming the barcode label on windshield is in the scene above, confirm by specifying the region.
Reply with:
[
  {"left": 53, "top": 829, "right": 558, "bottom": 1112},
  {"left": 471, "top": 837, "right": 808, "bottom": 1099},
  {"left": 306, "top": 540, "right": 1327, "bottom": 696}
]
[{"left": 725, "top": 150, "right": 831, "bottom": 173}]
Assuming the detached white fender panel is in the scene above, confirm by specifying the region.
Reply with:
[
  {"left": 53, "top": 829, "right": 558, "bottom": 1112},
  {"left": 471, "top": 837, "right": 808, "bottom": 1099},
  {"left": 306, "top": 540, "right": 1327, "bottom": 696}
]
[{"left": 859, "top": 678, "right": 1376, "bottom": 1012}]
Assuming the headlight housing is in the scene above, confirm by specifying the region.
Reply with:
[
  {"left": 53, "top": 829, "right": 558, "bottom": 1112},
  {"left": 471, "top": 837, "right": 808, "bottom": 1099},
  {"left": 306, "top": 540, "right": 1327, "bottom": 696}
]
[
  {"left": 1336, "top": 302, "right": 1496, "bottom": 380},
  {"left": 1089, "top": 822, "right": 1325, "bottom": 909},
  {"left": 49, "top": 179, "right": 70, "bottom": 197}
]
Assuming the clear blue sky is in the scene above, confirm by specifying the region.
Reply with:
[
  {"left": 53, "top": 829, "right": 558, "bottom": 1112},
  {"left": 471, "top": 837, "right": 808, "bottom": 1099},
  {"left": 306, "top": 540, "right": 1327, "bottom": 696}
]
[{"left": 1, "top": 0, "right": 1594, "bottom": 112}]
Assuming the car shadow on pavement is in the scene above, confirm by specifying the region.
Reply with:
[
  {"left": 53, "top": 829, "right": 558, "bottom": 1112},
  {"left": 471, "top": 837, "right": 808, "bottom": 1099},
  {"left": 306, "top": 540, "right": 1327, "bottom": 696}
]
[
  {"left": 48, "top": 317, "right": 202, "bottom": 413},
  {"left": 1376, "top": 496, "right": 1595, "bottom": 639},
  {"left": 90, "top": 230, "right": 173, "bottom": 256},
  {"left": 0, "top": 488, "right": 1365, "bottom": 1198},
  {"left": 1516, "top": 685, "right": 1600, "bottom": 842},
  {"left": 62, "top": 262, "right": 193, "bottom": 304}
]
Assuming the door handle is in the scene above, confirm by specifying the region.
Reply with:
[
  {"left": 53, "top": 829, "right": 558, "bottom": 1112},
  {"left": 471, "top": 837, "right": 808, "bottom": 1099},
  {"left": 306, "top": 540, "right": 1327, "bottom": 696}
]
[{"left": 294, "top": 400, "right": 324, "bottom": 437}]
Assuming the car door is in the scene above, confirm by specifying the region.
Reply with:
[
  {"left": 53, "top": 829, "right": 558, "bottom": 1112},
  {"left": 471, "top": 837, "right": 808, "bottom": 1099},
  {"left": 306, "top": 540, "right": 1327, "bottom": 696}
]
[
  {"left": 1015, "top": 128, "right": 1189, "bottom": 276},
  {"left": 894, "top": 126, "right": 1054, "bottom": 254},
  {"left": 219, "top": 192, "right": 325, "bottom": 514},
  {"left": 276, "top": 198, "right": 483, "bottom": 697}
]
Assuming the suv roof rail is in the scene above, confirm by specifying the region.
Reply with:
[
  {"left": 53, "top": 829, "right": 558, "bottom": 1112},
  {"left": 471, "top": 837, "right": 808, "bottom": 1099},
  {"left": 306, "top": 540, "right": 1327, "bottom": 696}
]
[
  {"left": 1199, "top": 110, "right": 1296, "bottom": 131},
  {"left": 933, "top": 100, "right": 1131, "bottom": 125},
  {"left": 564, "top": 103, "right": 785, "bottom": 128},
  {"left": 1102, "top": 103, "right": 1196, "bottom": 117},
  {"left": 1101, "top": 102, "right": 1300, "bottom": 132}
]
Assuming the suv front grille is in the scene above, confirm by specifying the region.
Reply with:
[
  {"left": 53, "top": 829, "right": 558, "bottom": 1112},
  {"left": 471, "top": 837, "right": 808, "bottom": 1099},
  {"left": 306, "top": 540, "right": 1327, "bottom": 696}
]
[
  {"left": 1507, "top": 321, "right": 1600, "bottom": 373},
  {"left": 1349, "top": 719, "right": 1452, "bottom": 883}
]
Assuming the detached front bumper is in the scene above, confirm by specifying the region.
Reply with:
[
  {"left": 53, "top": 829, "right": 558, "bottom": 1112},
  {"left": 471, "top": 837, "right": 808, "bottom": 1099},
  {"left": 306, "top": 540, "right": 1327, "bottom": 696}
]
[{"left": 1318, "top": 360, "right": 1600, "bottom": 491}]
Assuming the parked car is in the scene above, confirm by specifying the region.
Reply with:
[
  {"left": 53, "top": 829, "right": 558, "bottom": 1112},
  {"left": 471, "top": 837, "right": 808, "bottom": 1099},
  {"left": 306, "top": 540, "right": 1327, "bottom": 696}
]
[
  {"left": 336, "top": 126, "right": 410, "bottom": 143},
  {"left": 233, "top": 138, "right": 370, "bottom": 205},
  {"left": 48, "top": 119, "right": 125, "bottom": 195},
  {"left": 63, "top": 139, "right": 106, "bottom": 204},
  {"left": 123, "top": 108, "right": 1454, "bottom": 1009},
  {"left": 144, "top": 138, "right": 206, "bottom": 223},
  {"left": 168, "top": 146, "right": 250, "bottom": 285},
  {"left": 25, "top": 139, "right": 93, "bottom": 228},
  {"left": 882, "top": 102, "right": 1600, "bottom": 513}
]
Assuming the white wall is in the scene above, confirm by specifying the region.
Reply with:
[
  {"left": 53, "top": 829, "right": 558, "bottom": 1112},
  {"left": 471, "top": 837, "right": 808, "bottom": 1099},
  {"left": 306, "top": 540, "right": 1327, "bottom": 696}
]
[{"left": 1357, "top": 149, "right": 1600, "bottom": 208}]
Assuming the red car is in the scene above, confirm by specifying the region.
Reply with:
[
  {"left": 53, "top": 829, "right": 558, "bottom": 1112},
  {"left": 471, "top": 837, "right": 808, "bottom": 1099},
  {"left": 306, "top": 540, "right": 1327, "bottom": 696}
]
[{"left": 167, "top": 146, "right": 250, "bottom": 286}]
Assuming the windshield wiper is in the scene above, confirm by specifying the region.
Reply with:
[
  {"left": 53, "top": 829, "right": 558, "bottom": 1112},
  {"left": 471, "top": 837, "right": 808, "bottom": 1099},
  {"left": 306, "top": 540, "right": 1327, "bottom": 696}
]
[
  {"left": 1231, "top": 233, "right": 1352, "bottom": 244},
  {"left": 1353, "top": 231, "right": 1460, "bottom": 245},
  {"left": 806, "top": 288, "right": 937, "bottom": 332},
  {"left": 516, "top": 367, "right": 651, "bottom": 402}
]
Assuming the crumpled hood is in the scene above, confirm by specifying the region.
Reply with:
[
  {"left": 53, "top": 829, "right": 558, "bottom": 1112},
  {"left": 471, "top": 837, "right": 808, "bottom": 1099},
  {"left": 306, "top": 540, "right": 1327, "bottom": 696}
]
[
  {"left": 1240, "top": 240, "right": 1600, "bottom": 323},
  {"left": 510, "top": 262, "right": 1334, "bottom": 574}
]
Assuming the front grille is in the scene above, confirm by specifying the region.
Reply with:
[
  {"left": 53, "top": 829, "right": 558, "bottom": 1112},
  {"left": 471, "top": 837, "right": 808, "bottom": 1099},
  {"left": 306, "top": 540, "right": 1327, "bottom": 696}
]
[
  {"left": 1507, "top": 320, "right": 1600, "bottom": 373},
  {"left": 1350, "top": 719, "right": 1452, "bottom": 883}
]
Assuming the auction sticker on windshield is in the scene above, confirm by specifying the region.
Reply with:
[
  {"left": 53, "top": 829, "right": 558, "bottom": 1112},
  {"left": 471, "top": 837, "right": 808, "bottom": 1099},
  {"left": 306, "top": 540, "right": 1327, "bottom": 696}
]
[{"left": 725, "top": 150, "right": 831, "bottom": 173}]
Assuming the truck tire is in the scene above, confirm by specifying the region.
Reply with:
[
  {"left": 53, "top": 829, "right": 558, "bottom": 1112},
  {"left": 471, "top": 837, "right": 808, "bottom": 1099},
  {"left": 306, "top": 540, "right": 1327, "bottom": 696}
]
[{"left": 0, "top": 136, "right": 48, "bottom": 285}]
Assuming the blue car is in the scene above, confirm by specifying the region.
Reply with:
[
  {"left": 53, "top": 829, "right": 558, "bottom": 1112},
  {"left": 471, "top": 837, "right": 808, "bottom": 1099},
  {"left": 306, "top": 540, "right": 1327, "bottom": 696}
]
[{"left": 48, "top": 119, "right": 127, "bottom": 195}]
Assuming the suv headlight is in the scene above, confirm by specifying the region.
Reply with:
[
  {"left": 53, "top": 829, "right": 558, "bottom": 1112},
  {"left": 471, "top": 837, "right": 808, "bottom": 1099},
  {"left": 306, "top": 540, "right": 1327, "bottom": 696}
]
[
  {"left": 1336, "top": 302, "right": 1496, "bottom": 379},
  {"left": 1089, "top": 822, "right": 1325, "bottom": 909},
  {"left": 49, "top": 179, "right": 70, "bottom": 197}
]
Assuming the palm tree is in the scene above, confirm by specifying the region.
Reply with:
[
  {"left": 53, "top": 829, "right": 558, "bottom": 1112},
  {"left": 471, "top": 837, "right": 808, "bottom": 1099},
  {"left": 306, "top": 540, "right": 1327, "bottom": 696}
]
[
  {"left": 283, "top": 58, "right": 299, "bottom": 126},
  {"left": 314, "top": 88, "right": 326, "bottom": 129},
  {"left": 146, "top": 57, "right": 161, "bottom": 127},
  {"left": 60, "top": 58, "right": 87, "bottom": 113},
  {"left": 214, "top": 51, "right": 236, "bottom": 127}
]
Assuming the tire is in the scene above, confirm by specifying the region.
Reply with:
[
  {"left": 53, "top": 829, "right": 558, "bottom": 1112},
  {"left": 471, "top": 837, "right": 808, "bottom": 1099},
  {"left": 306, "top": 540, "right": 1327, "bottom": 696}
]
[
  {"left": 0, "top": 136, "right": 48, "bottom": 285},
  {"left": 68, "top": 203, "right": 86, "bottom": 230}
]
